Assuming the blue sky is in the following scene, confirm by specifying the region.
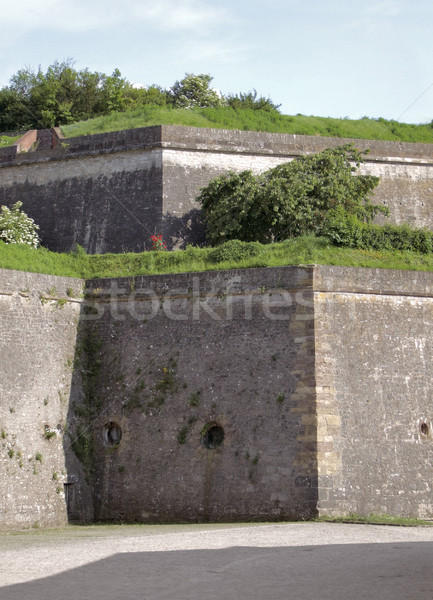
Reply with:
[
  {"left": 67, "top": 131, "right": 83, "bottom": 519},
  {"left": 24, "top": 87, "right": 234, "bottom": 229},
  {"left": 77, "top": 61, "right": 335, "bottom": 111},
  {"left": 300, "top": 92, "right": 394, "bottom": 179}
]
[{"left": 1, "top": 0, "right": 432, "bottom": 124}]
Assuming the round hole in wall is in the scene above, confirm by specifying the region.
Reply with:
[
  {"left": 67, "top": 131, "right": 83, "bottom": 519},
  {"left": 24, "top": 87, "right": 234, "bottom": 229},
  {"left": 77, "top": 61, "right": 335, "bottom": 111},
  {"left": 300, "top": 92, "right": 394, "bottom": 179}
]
[
  {"left": 420, "top": 422, "right": 430, "bottom": 436},
  {"left": 103, "top": 422, "right": 122, "bottom": 447},
  {"left": 202, "top": 423, "right": 225, "bottom": 449}
]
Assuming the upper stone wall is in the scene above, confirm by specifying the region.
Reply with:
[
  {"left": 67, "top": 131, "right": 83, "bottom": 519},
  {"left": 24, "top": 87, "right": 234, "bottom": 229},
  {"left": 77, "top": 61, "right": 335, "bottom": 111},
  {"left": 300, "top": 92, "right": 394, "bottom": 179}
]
[{"left": 0, "top": 125, "right": 433, "bottom": 253}]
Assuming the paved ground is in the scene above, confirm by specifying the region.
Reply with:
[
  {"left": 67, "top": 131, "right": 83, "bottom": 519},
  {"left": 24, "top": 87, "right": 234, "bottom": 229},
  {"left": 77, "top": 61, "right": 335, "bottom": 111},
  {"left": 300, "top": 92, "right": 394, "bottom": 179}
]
[{"left": 1, "top": 522, "right": 433, "bottom": 599}]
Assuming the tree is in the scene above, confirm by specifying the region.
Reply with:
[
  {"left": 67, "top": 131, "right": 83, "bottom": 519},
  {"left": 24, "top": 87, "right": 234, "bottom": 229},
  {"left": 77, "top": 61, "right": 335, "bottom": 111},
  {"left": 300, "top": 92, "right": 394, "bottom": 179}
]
[
  {"left": 198, "top": 144, "right": 386, "bottom": 245},
  {"left": 0, "top": 60, "right": 133, "bottom": 131},
  {"left": 0, "top": 202, "right": 40, "bottom": 247},
  {"left": 168, "top": 73, "right": 224, "bottom": 108}
]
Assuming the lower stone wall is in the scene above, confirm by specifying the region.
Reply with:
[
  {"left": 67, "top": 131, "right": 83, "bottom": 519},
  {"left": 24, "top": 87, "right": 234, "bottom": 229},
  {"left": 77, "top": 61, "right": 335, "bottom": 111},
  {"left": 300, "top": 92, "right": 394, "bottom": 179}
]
[
  {"left": 314, "top": 267, "right": 433, "bottom": 519},
  {"left": 0, "top": 270, "right": 91, "bottom": 529},
  {"left": 83, "top": 267, "right": 318, "bottom": 522},
  {"left": 2, "top": 264, "right": 433, "bottom": 528}
]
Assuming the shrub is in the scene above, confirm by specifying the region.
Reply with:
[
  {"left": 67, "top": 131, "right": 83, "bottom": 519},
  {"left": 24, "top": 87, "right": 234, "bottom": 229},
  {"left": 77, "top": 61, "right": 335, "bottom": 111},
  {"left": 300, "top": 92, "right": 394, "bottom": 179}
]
[
  {"left": 0, "top": 201, "right": 40, "bottom": 248},
  {"left": 198, "top": 144, "right": 384, "bottom": 245},
  {"left": 321, "top": 207, "right": 433, "bottom": 253},
  {"left": 209, "top": 239, "right": 263, "bottom": 263},
  {"left": 225, "top": 90, "right": 281, "bottom": 113},
  {"left": 168, "top": 73, "right": 224, "bottom": 109}
]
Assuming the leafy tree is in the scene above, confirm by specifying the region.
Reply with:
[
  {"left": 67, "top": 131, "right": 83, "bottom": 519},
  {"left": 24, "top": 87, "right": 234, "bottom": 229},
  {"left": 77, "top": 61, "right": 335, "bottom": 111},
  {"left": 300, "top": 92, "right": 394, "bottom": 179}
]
[
  {"left": 125, "top": 84, "right": 168, "bottom": 107},
  {"left": 0, "top": 60, "right": 133, "bottom": 130},
  {"left": 226, "top": 89, "right": 281, "bottom": 113},
  {"left": 0, "top": 202, "right": 40, "bottom": 247},
  {"left": 168, "top": 73, "right": 224, "bottom": 108},
  {"left": 198, "top": 144, "right": 385, "bottom": 245}
]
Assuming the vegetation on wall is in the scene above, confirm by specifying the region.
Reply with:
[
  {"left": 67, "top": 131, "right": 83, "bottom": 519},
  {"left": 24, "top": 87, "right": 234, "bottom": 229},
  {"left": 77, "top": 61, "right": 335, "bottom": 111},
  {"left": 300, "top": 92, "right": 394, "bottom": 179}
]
[
  {"left": 2, "top": 236, "right": 433, "bottom": 279},
  {"left": 198, "top": 145, "right": 384, "bottom": 244}
]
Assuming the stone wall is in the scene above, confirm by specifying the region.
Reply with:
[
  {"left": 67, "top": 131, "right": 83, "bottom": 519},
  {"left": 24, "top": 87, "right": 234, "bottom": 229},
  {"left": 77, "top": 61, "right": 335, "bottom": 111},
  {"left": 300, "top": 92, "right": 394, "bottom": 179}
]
[
  {"left": 313, "top": 267, "right": 433, "bottom": 519},
  {"left": 0, "top": 270, "right": 92, "bottom": 529},
  {"left": 1, "top": 264, "right": 433, "bottom": 527},
  {"left": 83, "top": 267, "right": 318, "bottom": 522},
  {"left": 0, "top": 126, "right": 432, "bottom": 252}
]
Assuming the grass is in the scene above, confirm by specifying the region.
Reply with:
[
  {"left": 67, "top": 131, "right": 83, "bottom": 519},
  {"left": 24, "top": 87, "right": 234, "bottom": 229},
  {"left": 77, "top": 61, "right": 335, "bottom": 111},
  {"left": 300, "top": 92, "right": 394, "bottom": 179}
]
[
  {"left": 2, "top": 237, "right": 433, "bottom": 280},
  {"left": 317, "top": 513, "right": 433, "bottom": 526},
  {"left": 0, "top": 134, "right": 21, "bottom": 148},
  {"left": 61, "top": 105, "right": 433, "bottom": 144}
]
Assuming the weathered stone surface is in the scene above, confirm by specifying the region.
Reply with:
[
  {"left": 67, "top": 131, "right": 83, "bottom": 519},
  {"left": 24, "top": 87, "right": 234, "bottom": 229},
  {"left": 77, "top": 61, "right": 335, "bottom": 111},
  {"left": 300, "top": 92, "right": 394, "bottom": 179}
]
[
  {"left": 0, "top": 270, "right": 92, "bottom": 529},
  {"left": 2, "top": 264, "right": 433, "bottom": 527}
]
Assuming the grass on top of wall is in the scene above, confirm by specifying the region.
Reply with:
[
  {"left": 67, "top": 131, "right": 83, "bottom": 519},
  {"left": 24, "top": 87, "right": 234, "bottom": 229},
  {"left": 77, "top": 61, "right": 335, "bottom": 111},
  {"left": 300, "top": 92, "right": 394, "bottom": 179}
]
[
  {"left": 61, "top": 105, "right": 433, "bottom": 144},
  {"left": 0, "top": 134, "right": 21, "bottom": 148},
  {"left": 2, "top": 237, "right": 433, "bottom": 280}
]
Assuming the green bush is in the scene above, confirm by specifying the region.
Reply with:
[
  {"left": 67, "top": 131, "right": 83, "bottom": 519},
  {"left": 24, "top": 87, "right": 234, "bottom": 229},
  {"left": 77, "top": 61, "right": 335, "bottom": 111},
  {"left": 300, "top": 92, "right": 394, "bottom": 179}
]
[
  {"left": 322, "top": 207, "right": 433, "bottom": 253},
  {"left": 209, "top": 239, "right": 263, "bottom": 263},
  {"left": 198, "top": 144, "right": 384, "bottom": 245}
]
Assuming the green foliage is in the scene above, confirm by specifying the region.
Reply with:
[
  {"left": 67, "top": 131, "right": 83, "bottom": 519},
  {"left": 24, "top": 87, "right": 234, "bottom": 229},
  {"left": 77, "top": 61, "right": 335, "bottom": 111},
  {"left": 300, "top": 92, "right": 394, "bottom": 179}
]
[
  {"left": 322, "top": 206, "right": 433, "bottom": 253},
  {"left": 226, "top": 89, "right": 281, "bottom": 112},
  {"left": 0, "top": 60, "right": 133, "bottom": 130},
  {"left": 125, "top": 84, "right": 167, "bottom": 108},
  {"left": 168, "top": 73, "right": 224, "bottom": 109},
  {"left": 209, "top": 239, "right": 263, "bottom": 263},
  {"left": 0, "top": 134, "right": 21, "bottom": 147},
  {"left": 198, "top": 145, "right": 384, "bottom": 245},
  {"left": 2, "top": 236, "right": 433, "bottom": 279},
  {"left": 0, "top": 201, "right": 40, "bottom": 247},
  {"left": 178, "top": 426, "right": 188, "bottom": 444},
  {"left": 60, "top": 105, "right": 433, "bottom": 144}
]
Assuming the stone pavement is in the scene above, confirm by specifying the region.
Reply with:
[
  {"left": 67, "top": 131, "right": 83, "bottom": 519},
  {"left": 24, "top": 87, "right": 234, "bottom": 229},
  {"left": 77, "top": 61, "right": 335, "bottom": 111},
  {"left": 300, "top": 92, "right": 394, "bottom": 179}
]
[{"left": 1, "top": 522, "right": 433, "bottom": 599}]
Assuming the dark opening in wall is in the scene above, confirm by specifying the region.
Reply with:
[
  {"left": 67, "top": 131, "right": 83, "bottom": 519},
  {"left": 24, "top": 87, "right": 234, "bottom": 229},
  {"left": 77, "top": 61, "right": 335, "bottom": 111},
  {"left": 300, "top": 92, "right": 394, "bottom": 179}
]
[
  {"left": 103, "top": 422, "right": 122, "bottom": 447},
  {"left": 420, "top": 421, "right": 430, "bottom": 437},
  {"left": 202, "top": 423, "right": 225, "bottom": 449}
]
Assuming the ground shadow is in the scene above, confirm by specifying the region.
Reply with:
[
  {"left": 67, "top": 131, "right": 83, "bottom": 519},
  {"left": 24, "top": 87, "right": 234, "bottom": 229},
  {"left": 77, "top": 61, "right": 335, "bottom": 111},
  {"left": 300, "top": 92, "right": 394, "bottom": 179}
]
[{"left": 1, "top": 542, "right": 433, "bottom": 600}]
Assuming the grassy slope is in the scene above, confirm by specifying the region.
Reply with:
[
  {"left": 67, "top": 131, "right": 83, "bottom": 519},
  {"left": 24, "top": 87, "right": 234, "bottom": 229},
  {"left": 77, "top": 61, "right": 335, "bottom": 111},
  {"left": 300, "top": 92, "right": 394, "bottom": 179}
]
[
  {"left": 61, "top": 105, "right": 433, "bottom": 144},
  {"left": 2, "top": 237, "right": 433, "bottom": 279}
]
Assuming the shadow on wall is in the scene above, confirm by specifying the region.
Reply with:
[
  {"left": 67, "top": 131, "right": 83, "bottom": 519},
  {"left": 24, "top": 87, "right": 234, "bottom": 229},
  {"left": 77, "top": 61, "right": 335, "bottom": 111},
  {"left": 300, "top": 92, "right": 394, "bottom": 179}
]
[
  {"left": 162, "top": 209, "right": 206, "bottom": 250},
  {"left": 62, "top": 301, "right": 99, "bottom": 524},
  {"left": 2, "top": 543, "right": 433, "bottom": 599}
]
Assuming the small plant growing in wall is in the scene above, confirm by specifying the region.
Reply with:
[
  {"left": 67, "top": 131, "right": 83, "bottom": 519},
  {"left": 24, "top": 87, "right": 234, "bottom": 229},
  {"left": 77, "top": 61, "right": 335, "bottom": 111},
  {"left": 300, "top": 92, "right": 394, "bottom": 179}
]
[
  {"left": 178, "top": 426, "right": 188, "bottom": 444},
  {"left": 43, "top": 425, "right": 57, "bottom": 440},
  {"left": 189, "top": 390, "right": 201, "bottom": 407}
]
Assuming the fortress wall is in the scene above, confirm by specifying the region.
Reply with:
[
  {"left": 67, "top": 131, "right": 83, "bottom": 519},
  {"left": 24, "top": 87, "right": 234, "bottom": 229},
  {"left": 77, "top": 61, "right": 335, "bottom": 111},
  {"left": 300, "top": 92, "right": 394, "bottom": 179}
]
[
  {"left": 2, "top": 264, "right": 433, "bottom": 527},
  {"left": 161, "top": 130, "right": 433, "bottom": 236},
  {"left": 82, "top": 267, "right": 318, "bottom": 523},
  {"left": 0, "top": 147, "right": 163, "bottom": 254},
  {"left": 313, "top": 266, "right": 433, "bottom": 519},
  {"left": 0, "top": 269, "right": 91, "bottom": 529},
  {"left": 1, "top": 126, "right": 433, "bottom": 252}
]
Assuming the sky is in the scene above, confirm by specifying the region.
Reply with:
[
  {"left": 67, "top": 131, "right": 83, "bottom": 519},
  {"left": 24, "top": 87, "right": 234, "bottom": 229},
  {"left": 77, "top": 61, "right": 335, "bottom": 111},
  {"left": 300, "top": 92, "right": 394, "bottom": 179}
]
[{"left": 0, "top": 0, "right": 432, "bottom": 124}]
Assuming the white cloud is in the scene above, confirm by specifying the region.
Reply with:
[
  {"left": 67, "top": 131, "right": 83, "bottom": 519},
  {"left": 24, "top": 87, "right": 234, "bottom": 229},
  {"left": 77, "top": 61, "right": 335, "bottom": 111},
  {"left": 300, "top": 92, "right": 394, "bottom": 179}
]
[
  {"left": 343, "top": 1, "right": 403, "bottom": 36},
  {"left": 1, "top": 0, "right": 230, "bottom": 33},
  {"left": 366, "top": 0, "right": 402, "bottom": 17}
]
